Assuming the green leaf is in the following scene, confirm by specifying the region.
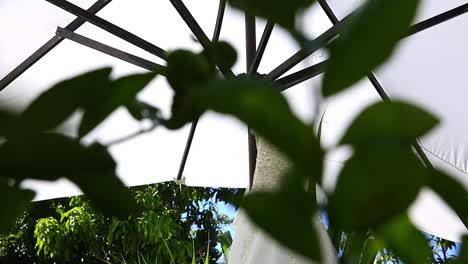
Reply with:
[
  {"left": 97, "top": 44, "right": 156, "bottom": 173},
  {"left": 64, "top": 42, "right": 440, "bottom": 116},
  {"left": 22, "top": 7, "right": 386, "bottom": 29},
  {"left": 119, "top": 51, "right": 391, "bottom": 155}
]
[
  {"left": 427, "top": 169, "right": 468, "bottom": 228},
  {"left": 204, "top": 237, "right": 210, "bottom": 264},
  {"left": 219, "top": 231, "right": 232, "bottom": 262},
  {"left": 79, "top": 72, "right": 157, "bottom": 137},
  {"left": 192, "top": 240, "right": 197, "bottom": 264},
  {"left": 242, "top": 191, "right": 321, "bottom": 261},
  {"left": 0, "top": 133, "right": 114, "bottom": 181},
  {"left": 0, "top": 183, "right": 35, "bottom": 234},
  {"left": 340, "top": 101, "right": 438, "bottom": 147},
  {"left": 203, "top": 41, "right": 237, "bottom": 71},
  {"left": 0, "top": 133, "right": 135, "bottom": 218},
  {"left": 329, "top": 146, "right": 426, "bottom": 230},
  {"left": 166, "top": 50, "right": 212, "bottom": 93},
  {"left": 20, "top": 68, "right": 112, "bottom": 131},
  {"left": 194, "top": 77, "right": 322, "bottom": 179},
  {"left": 164, "top": 50, "right": 213, "bottom": 129},
  {"left": 341, "top": 231, "right": 366, "bottom": 264},
  {"left": 0, "top": 110, "right": 20, "bottom": 138},
  {"left": 376, "top": 214, "right": 431, "bottom": 264},
  {"left": 457, "top": 235, "right": 468, "bottom": 264},
  {"left": 323, "top": 0, "right": 420, "bottom": 96},
  {"left": 360, "top": 237, "right": 384, "bottom": 264},
  {"left": 126, "top": 100, "right": 161, "bottom": 121},
  {"left": 228, "top": 0, "right": 315, "bottom": 29}
]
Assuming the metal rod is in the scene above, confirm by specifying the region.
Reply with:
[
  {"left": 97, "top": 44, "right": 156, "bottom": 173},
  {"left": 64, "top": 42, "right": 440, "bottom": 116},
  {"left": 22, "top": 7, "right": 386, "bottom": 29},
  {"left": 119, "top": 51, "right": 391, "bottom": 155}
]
[
  {"left": 405, "top": 3, "right": 468, "bottom": 37},
  {"left": 212, "top": 0, "right": 226, "bottom": 42},
  {"left": 248, "top": 21, "right": 274, "bottom": 74},
  {"left": 45, "top": 0, "right": 168, "bottom": 60},
  {"left": 266, "top": 16, "right": 349, "bottom": 80},
  {"left": 268, "top": 2, "right": 468, "bottom": 82},
  {"left": 276, "top": 60, "right": 327, "bottom": 91},
  {"left": 0, "top": 0, "right": 112, "bottom": 92},
  {"left": 176, "top": 118, "right": 199, "bottom": 180},
  {"left": 245, "top": 13, "right": 258, "bottom": 190},
  {"left": 175, "top": 0, "right": 229, "bottom": 181},
  {"left": 168, "top": 0, "right": 234, "bottom": 77},
  {"left": 319, "top": 0, "right": 468, "bottom": 229},
  {"left": 57, "top": 28, "right": 166, "bottom": 74}
]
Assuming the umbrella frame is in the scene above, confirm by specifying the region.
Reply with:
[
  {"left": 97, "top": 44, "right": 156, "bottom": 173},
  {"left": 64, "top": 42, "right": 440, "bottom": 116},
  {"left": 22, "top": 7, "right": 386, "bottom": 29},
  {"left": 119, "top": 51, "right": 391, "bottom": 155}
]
[{"left": 1, "top": 0, "right": 468, "bottom": 227}]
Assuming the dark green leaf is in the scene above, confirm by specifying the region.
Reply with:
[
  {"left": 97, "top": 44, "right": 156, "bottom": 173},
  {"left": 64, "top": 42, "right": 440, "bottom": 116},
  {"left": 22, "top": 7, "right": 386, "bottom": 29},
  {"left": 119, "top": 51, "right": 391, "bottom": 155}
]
[
  {"left": 0, "top": 183, "right": 35, "bottom": 234},
  {"left": 194, "top": 77, "right": 322, "bottom": 179},
  {"left": 0, "top": 110, "right": 20, "bottom": 138},
  {"left": 66, "top": 143, "right": 136, "bottom": 219},
  {"left": 126, "top": 100, "right": 161, "bottom": 121},
  {"left": 340, "top": 101, "right": 438, "bottom": 147},
  {"left": 427, "top": 169, "right": 468, "bottom": 228},
  {"left": 341, "top": 231, "right": 367, "bottom": 264},
  {"left": 20, "top": 68, "right": 112, "bottom": 131},
  {"left": 164, "top": 50, "right": 213, "bottom": 129},
  {"left": 166, "top": 50, "right": 212, "bottom": 93},
  {"left": 219, "top": 231, "right": 232, "bottom": 260},
  {"left": 0, "top": 133, "right": 115, "bottom": 181},
  {"left": 228, "top": 0, "right": 315, "bottom": 29},
  {"left": 203, "top": 41, "right": 237, "bottom": 70},
  {"left": 69, "top": 170, "right": 136, "bottom": 220},
  {"left": 0, "top": 133, "right": 135, "bottom": 218},
  {"left": 457, "top": 235, "right": 468, "bottom": 264},
  {"left": 242, "top": 191, "right": 321, "bottom": 261},
  {"left": 79, "top": 72, "right": 157, "bottom": 137},
  {"left": 329, "top": 146, "right": 426, "bottom": 230},
  {"left": 376, "top": 214, "right": 431, "bottom": 264},
  {"left": 360, "top": 237, "right": 384, "bottom": 264},
  {"left": 323, "top": 0, "right": 420, "bottom": 96}
]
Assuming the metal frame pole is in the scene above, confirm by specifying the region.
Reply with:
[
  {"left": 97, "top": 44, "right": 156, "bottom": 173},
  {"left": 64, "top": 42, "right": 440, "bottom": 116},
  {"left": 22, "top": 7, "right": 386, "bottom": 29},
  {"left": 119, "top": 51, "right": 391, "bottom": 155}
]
[
  {"left": 45, "top": 0, "right": 168, "bottom": 60},
  {"left": 168, "top": 0, "right": 234, "bottom": 77},
  {"left": 273, "top": 2, "right": 468, "bottom": 92},
  {"left": 266, "top": 16, "right": 350, "bottom": 80},
  {"left": 245, "top": 13, "right": 257, "bottom": 190},
  {"left": 212, "top": 0, "right": 227, "bottom": 42},
  {"left": 175, "top": 0, "right": 228, "bottom": 181},
  {"left": 248, "top": 21, "right": 275, "bottom": 75},
  {"left": 57, "top": 28, "right": 166, "bottom": 73},
  {"left": 267, "top": 2, "right": 468, "bottom": 82},
  {"left": 276, "top": 60, "right": 327, "bottom": 91},
  {"left": 0, "top": 0, "right": 112, "bottom": 91}
]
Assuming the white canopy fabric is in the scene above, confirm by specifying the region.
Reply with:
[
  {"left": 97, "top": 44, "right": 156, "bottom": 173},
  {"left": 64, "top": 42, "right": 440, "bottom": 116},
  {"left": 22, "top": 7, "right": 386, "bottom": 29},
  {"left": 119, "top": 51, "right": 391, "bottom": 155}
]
[
  {"left": 319, "top": 0, "right": 468, "bottom": 242},
  {"left": 0, "top": 0, "right": 467, "bottom": 244}
]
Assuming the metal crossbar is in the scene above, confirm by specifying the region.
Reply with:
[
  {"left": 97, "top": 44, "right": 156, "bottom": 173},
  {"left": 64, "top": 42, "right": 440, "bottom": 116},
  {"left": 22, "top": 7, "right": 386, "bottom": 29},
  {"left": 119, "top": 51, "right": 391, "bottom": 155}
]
[
  {"left": 57, "top": 28, "right": 166, "bottom": 73},
  {"left": 268, "top": 2, "right": 468, "bottom": 81},
  {"left": 45, "top": 0, "right": 168, "bottom": 60},
  {"left": 0, "top": 0, "right": 112, "bottom": 91}
]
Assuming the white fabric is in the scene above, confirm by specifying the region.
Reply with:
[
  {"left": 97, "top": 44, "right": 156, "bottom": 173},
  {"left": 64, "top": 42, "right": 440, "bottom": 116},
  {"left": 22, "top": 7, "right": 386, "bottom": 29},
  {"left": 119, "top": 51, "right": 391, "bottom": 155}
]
[{"left": 317, "top": 0, "right": 468, "bottom": 242}]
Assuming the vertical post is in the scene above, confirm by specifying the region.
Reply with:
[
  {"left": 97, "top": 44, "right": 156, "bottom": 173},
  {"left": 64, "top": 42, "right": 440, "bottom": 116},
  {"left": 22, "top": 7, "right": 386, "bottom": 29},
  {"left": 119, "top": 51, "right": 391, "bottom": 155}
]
[{"left": 245, "top": 13, "right": 257, "bottom": 190}]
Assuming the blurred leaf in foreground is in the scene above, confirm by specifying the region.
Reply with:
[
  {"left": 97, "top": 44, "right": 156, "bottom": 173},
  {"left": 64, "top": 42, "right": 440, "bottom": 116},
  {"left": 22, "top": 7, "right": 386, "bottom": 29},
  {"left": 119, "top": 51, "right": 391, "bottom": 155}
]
[
  {"left": 323, "top": 0, "right": 420, "bottom": 96},
  {"left": 0, "top": 183, "right": 35, "bottom": 234}
]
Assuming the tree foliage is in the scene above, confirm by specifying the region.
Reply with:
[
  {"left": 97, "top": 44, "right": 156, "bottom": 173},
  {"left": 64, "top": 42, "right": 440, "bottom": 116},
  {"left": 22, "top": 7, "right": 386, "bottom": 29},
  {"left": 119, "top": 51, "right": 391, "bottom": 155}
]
[{"left": 0, "top": 182, "right": 241, "bottom": 263}]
